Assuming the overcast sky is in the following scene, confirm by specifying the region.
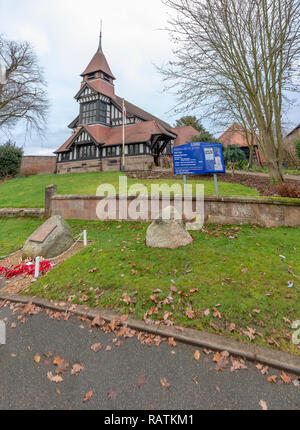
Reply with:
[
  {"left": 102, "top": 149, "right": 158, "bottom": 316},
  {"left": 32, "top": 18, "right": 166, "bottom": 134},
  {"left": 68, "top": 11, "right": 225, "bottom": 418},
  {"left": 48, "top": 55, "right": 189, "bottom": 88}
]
[{"left": 1, "top": 0, "right": 299, "bottom": 156}]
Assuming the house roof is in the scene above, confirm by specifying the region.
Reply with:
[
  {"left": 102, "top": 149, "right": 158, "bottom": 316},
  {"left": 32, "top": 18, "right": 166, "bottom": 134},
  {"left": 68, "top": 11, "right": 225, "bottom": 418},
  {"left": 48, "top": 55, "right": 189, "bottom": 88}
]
[
  {"left": 55, "top": 121, "right": 177, "bottom": 153},
  {"left": 218, "top": 123, "right": 258, "bottom": 147},
  {"left": 172, "top": 126, "right": 200, "bottom": 147},
  {"left": 286, "top": 123, "right": 300, "bottom": 137}
]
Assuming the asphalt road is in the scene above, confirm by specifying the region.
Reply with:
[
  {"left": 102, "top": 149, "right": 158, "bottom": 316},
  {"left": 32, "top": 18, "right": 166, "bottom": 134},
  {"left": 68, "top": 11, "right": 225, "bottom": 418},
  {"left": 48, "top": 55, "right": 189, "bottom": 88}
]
[{"left": 0, "top": 303, "right": 299, "bottom": 411}]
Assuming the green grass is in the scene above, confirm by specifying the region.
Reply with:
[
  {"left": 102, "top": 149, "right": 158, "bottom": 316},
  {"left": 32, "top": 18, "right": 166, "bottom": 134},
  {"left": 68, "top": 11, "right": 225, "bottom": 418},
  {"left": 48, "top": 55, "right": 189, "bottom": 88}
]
[
  {"left": 0, "top": 171, "right": 258, "bottom": 208},
  {"left": 0, "top": 217, "right": 43, "bottom": 257},
  {"left": 4, "top": 217, "right": 296, "bottom": 356}
]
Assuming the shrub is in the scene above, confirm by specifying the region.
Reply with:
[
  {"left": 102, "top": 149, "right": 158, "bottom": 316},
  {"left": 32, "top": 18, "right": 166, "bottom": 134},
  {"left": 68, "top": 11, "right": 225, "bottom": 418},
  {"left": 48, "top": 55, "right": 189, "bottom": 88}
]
[
  {"left": 236, "top": 159, "right": 249, "bottom": 171},
  {"left": 275, "top": 182, "right": 300, "bottom": 198},
  {"left": 223, "top": 145, "right": 246, "bottom": 174},
  {"left": 0, "top": 141, "right": 23, "bottom": 178},
  {"left": 293, "top": 138, "right": 300, "bottom": 164}
]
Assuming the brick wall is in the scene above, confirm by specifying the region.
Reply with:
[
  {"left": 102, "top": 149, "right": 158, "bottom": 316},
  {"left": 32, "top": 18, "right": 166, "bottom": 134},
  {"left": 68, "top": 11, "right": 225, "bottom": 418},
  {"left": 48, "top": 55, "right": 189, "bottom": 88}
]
[
  {"left": 20, "top": 156, "right": 56, "bottom": 176},
  {"left": 56, "top": 159, "right": 102, "bottom": 174},
  {"left": 56, "top": 155, "right": 154, "bottom": 174},
  {"left": 49, "top": 193, "right": 300, "bottom": 228}
]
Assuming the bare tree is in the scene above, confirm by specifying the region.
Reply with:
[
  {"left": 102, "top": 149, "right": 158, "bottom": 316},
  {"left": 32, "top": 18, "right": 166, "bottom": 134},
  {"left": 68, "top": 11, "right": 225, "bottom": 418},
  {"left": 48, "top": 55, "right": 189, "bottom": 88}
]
[
  {"left": 159, "top": 0, "right": 300, "bottom": 183},
  {"left": 0, "top": 35, "right": 49, "bottom": 136}
]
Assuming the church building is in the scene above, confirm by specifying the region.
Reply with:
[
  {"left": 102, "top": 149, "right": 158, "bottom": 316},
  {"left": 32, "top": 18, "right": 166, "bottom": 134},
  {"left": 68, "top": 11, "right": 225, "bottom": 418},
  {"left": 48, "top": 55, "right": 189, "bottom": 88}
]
[{"left": 55, "top": 30, "right": 198, "bottom": 174}]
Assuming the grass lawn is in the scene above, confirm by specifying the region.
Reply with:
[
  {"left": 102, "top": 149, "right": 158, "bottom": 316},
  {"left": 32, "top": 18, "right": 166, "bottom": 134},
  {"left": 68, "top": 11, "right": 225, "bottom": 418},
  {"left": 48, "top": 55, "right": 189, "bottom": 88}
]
[
  {"left": 0, "top": 217, "right": 43, "bottom": 257},
  {"left": 1, "top": 217, "right": 298, "bottom": 355},
  {"left": 0, "top": 171, "right": 258, "bottom": 208}
]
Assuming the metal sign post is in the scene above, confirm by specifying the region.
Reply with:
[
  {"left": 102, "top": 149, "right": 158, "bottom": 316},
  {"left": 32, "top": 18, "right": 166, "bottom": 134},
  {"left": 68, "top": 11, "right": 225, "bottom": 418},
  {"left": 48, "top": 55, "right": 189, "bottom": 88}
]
[
  {"left": 213, "top": 174, "right": 219, "bottom": 196},
  {"left": 183, "top": 175, "right": 187, "bottom": 194}
]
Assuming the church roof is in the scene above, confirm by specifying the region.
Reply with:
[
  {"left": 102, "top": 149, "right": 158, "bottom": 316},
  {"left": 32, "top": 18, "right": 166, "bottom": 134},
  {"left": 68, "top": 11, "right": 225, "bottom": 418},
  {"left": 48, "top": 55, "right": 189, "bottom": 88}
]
[
  {"left": 55, "top": 121, "right": 177, "bottom": 153},
  {"left": 114, "top": 96, "right": 172, "bottom": 131},
  {"left": 172, "top": 126, "right": 200, "bottom": 147}
]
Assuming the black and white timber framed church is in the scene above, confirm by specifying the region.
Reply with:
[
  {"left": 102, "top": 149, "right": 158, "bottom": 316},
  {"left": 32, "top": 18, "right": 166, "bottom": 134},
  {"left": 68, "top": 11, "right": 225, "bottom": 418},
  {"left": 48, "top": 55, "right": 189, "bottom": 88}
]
[{"left": 55, "top": 28, "right": 198, "bottom": 174}]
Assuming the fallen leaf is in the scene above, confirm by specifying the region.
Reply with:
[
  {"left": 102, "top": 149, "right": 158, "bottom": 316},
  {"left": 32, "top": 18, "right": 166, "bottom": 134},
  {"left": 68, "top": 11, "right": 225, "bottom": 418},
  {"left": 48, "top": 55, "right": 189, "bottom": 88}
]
[
  {"left": 160, "top": 377, "right": 171, "bottom": 389},
  {"left": 107, "top": 390, "right": 117, "bottom": 401},
  {"left": 71, "top": 363, "right": 84, "bottom": 375},
  {"left": 91, "top": 343, "right": 102, "bottom": 352},
  {"left": 216, "top": 385, "right": 221, "bottom": 392},
  {"left": 83, "top": 390, "right": 93, "bottom": 403},
  {"left": 203, "top": 308, "right": 210, "bottom": 317},
  {"left": 137, "top": 375, "right": 146, "bottom": 388},
  {"left": 213, "top": 352, "right": 222, "bottom": 362},
  {"left": 259, "top": 400, "right": 268, "bottom": 410},
  {"left": 34, "top": 354, "right": 41, "bottom": 364},
  {"left": 281, "top": 372, "right": 292, "bottom": 384},
  {"left": 267, "top": 375, "right": 278, "bottom": 384},
  {"left": 120, "top": 314, "right": 129, "bottom": 323},
  {"left": 90, "top": 315, "right": 104, "bottom": 327},
  {"left": 47, "top": 372, "right": 63, "bottom": 384},
  {"left": 194, "top": 350, "right": 201, "bottom": 361},
  {"left": 22, "top": 301, "right": 33, "bottom": 315},
  {"left": 10, "top": 322, "right": 16, "bottom": 329}
]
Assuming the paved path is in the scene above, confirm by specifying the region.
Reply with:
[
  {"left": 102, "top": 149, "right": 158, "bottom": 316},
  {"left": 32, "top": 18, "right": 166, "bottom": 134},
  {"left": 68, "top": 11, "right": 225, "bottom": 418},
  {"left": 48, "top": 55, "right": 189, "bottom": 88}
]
[
  {"left": 228, "top": 169, "right": 300, "bottom": 181},
  {"left": 0, "top": 303, "right": 299, "bottom": 410}
]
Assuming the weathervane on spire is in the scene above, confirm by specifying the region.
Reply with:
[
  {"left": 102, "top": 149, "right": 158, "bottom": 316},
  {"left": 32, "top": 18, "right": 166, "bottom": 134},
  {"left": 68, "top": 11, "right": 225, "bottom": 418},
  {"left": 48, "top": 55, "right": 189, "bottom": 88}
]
[{"left": 98, "top": 20, "right": 103, "bottom": 53}]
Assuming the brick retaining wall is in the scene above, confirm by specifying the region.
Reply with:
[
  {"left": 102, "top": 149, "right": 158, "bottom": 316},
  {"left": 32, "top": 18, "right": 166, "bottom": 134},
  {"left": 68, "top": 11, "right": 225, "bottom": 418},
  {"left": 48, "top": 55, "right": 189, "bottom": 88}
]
[{"left": 49, "top": 192, "right": 300, "bottom": 227}]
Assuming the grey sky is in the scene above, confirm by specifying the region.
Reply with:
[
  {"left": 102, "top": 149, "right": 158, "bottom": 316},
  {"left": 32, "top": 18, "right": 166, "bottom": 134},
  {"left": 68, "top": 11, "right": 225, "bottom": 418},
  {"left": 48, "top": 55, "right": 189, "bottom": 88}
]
[{"left": 1, "top": 0, "right": 299, "bottom": 155}]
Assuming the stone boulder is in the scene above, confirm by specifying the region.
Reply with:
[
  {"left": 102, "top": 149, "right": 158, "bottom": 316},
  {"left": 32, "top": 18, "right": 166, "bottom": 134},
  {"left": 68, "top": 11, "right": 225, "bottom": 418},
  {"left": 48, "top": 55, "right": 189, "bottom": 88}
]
[
  {"left": 146, "top": 206, "right": 193, "bottom": 249},
  {"left": 22, "top": 215, "right": 74, "bottom": 259}
]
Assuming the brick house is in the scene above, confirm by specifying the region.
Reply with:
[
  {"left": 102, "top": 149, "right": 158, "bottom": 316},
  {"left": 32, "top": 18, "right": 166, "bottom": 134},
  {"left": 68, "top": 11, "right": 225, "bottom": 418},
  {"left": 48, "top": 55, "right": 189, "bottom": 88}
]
[
  {"left": 218, "top": 123, "right": 264, "bottom": 165},
  {"left": 284, "top": 124, "right": 300, "bottom": 164},
  {"left": 55, "top": 30, "right": 198, "bottom": 174}
]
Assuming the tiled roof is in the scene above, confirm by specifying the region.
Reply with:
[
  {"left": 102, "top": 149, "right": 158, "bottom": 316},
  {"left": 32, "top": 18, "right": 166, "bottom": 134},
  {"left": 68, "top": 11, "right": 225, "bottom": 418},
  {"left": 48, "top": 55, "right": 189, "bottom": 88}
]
[
  {"left": 55, "top": 121, "right": 177, "bottom": 153},
  {"left": 115, "top": 96, "right": 172, "bottom": 131},
  {"left": 54, "top": 128, "right": 82, "bottom": 153},
  {"left": 81, "top": 50, "right": 115, "bottom": 79},
  {"left": 172, "top": 126, "right": 200, "bottom": 147},
  {"left": 218, "top": 123, "right": 258, "bottom": 147}
]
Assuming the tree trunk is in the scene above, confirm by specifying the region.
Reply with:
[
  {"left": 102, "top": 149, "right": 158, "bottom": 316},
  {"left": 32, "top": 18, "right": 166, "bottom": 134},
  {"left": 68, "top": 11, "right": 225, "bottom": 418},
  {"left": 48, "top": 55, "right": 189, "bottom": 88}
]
[
  {"left": 248, "top": 147, "right": 253, "bottom": 169},
  {"left": 267, "top": 161, "right": 284, "bottom": 184},
  {"left": 260, "top": 131, "right": 284, "bottom": 184}
]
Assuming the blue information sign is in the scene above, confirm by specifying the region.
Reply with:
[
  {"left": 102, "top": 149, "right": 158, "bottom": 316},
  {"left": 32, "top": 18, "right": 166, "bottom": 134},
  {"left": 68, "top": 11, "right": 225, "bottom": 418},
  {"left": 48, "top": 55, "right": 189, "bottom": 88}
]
[{"left": 172, "top": 142, "right": 226, "bottom": 175}]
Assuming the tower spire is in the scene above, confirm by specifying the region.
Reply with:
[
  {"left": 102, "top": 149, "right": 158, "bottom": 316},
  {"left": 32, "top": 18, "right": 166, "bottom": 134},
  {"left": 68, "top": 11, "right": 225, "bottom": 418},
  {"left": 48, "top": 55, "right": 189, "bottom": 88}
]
[{"left": 98, "top": 20, "right": 103, "bottom": 53}]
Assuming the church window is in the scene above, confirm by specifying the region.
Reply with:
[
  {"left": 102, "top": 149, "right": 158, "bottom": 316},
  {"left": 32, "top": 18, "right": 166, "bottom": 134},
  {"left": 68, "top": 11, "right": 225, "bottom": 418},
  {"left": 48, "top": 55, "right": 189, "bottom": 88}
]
[
  {"left": 139, "top": 144, "right": 144, "bottom": 154},
  {"left": 81, "top": 102, "right": 97, "bottom": 124},
  {"left": 99, "top": 101, "right": 110, "bottom": 124}
]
